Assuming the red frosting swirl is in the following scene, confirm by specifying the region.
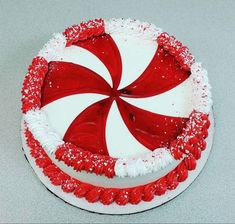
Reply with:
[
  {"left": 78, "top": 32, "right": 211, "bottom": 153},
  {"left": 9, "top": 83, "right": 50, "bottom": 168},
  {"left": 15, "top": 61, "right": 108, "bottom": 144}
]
[
  {"left": 176, "top": 162, "right": 188, "bottom": 182},
  {"left": 100, "top": 189, "right": 117, "bottom": 205},
  {"left": 129, "top": 187, "right": 143, "bottom": 205},
  {"left": 74, "top": 183, "right": 91, "bottom": 198},
  {"left": 115, "top": 189, "right": 130, "bottom": 206},
  {"left": 142, "top": 184, "right": 155, "bottom": 201},
  {"left": 155, "top": 177, "right": 167, "bottom": 196},
  {"left": 63, "top": 19, "right": 105, "bottom": 47},
  {"left": 166, "top": 170, "right": 179, "bottom": 190},
  {"left": 85, "top": 187, "right": 103, "bottom": 203},
  {"left": 184, "top": 156, "right": 197, "bottom": 170}
]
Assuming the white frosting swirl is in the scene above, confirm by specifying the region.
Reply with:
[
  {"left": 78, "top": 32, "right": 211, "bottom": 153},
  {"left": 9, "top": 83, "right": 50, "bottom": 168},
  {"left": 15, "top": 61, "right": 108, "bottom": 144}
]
[
  {"left": 115, "top": 148, "right": 174, "bottom": 178},
  {"left": 104, "top": 18, "right": 162, "bottom": 40},
  {"left": 38, "top": 33, "right": 66, "bottom": 62},
  {"left": 24, "top": 109, "right": 64, "bottom": 154}
]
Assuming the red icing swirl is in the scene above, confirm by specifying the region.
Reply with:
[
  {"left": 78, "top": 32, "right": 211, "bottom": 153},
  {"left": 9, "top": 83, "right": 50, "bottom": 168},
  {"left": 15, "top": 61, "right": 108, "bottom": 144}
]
[
  {"left": 142, "top": 184, "right": 155, "bottom": 202},
  {"left": 157, "top": 32, "right": 195, "bottom": 71},
  {"left": 63, "top": 19, "right": 105, "bottom": 47},
  {"left": 166, "top": 170, "right": 179, "bottom": 190},
  {"left": 115, "top": 189, "right": 130, "bottom": 206},
  {"left": 176, "top": 162, "right": 188, "bottom": 182},
  {"left": 154, "top": 177, "right": 167, "bottom": 196},
  {"left": 184, "top": 155, "right": 197, "bottom": 170},
  {"left": 85, "top": 187, "right": 103, "bottom": 203},
  {"left": 74, "top": 183, "right": 91, "bottom": 198},
  {"left": 100, "top": 189, "right": 117, "bottom": 205},
  {"left": 129, "top": 187, "right": 143, "bottom": 205},
  {"left": 61, "top": 179, "right": 77, "bottom": 193}
]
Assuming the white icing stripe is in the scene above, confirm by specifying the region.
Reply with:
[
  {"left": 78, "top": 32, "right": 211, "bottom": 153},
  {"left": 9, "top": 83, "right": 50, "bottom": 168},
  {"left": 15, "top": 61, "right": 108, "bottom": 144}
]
[
  {"left": 57, "top": 45, "right": 112, "bottom": 86},
  {"left": 111, "top": 33, "right": 157, "bottom": 89},
  {"left": 38, "top": 33, "right": 66, "bottom": 62},
  {"left": 114, "top": 148, "right": 175, "bottom": 178},
  {"left": 106, "top": 101, "right": 150, "bottom": 158},
  {"left": 105, "top": 18, "right": 162, "bottom": 40},
  {"left": 42, "top": 94, "right": 107, "bottom": 138},
  {"left": 24, "top": 110, "right": 64, "bottom": 154},
  {"left": 122, "top": 78, "right": 193, "bottom": 118}
]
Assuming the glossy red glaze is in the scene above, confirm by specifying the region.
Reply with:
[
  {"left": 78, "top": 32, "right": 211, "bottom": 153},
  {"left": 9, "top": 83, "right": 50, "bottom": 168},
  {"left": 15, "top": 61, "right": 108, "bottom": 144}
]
[
  {"left": 116, "top": 98, "right": 188, "bottom": 149},
  {"left": 41, "top": 61, "right": 111, "bottom": 106},
  {"left": 74, "top": 34, "right": 122, "bottom": 89},
  {"left": 41, "top": 34, "right": 190, "bottom": 155},
  {"left": 119, "top": 46, "right": 190, "bottom": 98},
  {"left": 64, "top": 98, "right": 112, "bottom": 155}
]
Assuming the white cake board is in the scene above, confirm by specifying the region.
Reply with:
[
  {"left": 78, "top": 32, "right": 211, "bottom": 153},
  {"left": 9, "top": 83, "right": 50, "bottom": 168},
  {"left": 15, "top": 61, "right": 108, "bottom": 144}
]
[{"left": 21, "top": 111, "right": 214, "bottom": 215}]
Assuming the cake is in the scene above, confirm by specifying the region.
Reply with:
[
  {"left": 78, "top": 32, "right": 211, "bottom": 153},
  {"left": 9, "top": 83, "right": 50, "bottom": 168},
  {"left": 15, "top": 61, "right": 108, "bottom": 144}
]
[{"left": 21, "top": 18, "right": 213, "bottom": 213}]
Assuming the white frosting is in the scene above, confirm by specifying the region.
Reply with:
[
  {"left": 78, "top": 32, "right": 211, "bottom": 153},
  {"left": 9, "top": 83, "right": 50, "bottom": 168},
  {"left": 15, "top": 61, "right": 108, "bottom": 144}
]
[
  {"left": 38, "top": 33, "right": 66, "bottom": 62},
  {"left": 42, "top": 94, "right": 107, "bottom": 138},
  {"left": 24, "top": 109, "right": 64, "bottom": 154},
  {"left": 115, "top": 148, "right": 174, "bottom": 178},
  {"left": 190, "top": 62, "right": 213, "bottom": 114},
  {"left": 57, "top": 45, "right": 112, "bottom": 86},
  {"left": 105, "top": 18, "right": 162, "bottom": 40},
  {"left": 123, "top": 78, "right": 193, "bottom": 118},
  {"left": 106, "top": 101, "right": 150, "bottom": 158},
  {"left": 111, "top": 33, "right": 157, "bottom": 89}
]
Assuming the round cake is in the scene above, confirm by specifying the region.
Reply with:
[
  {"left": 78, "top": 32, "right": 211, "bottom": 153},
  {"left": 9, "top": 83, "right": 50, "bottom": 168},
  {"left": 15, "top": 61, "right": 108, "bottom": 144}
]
[{"left": 21, "top": 18, "right": 213, "bottom": 214}]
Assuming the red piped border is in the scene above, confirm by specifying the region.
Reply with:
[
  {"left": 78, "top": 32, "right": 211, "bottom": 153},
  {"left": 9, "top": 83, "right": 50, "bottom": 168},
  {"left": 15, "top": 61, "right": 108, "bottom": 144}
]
[
  {"left": 24, "top": 126, "right": 205, "bottom": 205},
  {"left": 21, "top": 18, "right": 209, "bottom": 178},
  {"left": 157, "top": 32, "right": 195, "bottom": 71}
]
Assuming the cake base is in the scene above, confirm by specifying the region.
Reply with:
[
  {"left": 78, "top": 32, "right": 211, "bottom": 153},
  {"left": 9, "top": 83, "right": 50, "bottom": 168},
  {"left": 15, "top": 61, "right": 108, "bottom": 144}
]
[{"left": 21, "top": 111, "right": 214, "bottom": 215}]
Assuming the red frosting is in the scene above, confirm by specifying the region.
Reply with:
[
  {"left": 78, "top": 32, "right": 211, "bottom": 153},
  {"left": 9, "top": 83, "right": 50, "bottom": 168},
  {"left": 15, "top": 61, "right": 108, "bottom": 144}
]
[
  {"left": 154, "top": 177, "right": 167, "bottom": 196},
  {"left": 24, "top": 125, "right": 210, "bottom": 205},
  {"left": 63, "top": 18, "right": 105, "bottom": 47}
]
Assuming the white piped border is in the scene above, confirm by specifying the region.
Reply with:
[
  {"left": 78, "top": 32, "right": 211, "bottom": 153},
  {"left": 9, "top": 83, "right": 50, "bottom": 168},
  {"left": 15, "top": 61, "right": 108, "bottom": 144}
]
[
  {"left": 115, "top": 148, "right": 174, "bottom": 178},
  {"left": 24, "top": 109, "right": 64, "bottom": 154},
  {"left": 104, "top": 18, "right": 162, "bottom": 40},
  {"left": 38, "top": 33, "right": 66, "bottom": 62},
  {"left": 23, "top": 18, "right": 213, "bottom": 178},
  {"left": 191, "top": 62, "right": 213, "bottom": 114}
]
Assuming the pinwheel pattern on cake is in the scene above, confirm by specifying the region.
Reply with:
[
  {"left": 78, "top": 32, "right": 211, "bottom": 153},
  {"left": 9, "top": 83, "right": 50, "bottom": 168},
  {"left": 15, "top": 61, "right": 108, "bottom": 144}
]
[{"left": 41, "top": 33, "right": 192, "bottom": 158}]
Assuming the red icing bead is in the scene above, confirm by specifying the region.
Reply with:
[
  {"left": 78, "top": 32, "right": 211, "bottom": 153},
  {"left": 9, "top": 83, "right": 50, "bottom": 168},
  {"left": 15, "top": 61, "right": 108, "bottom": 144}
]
[
  {"left": 155, "top": 177, "right": 167, "bottom": 196},
  {"left": 166, "top": 170, "right": 179, "bottom": 190},
  {"left": 192, "top": 146, "right": 202, "bottom": 160},
  {"left": 142, "top": 184, "right": 155, "bottom": 201},
  {"left": 61, "top": 179, "right": 77, "bottom": 193},
  {"left": 176, "top": 162, "right": 188, "bottom": 182},
  {"left": 184, "top": 156, "right": 197, "bottom": 170},
  {"left": 199, "top": 139, "right": 207, "bottom": 151},
  {"left": 115, "top": 190, "right": 130, "bottom": 205},
  {"left": 74, "top": 183, "right": 91, "bottom": 198},
  {"left": 35, "top": 157, "right": 52, "bottom": 168},
  {"left": 129, "top": 187, "right": 143, "bottom": 205},
  {"left": 85, "top": 187, "right": 103, "bottom": 203},
  {"left": 100, "top": 189, "right": 117, "bottom": 205}
]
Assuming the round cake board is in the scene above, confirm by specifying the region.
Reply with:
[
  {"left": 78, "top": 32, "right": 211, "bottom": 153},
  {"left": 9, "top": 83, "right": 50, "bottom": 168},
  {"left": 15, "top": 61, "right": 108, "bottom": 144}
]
[{"left": 21, "top": 111, "right": 214, "bottom": 215}]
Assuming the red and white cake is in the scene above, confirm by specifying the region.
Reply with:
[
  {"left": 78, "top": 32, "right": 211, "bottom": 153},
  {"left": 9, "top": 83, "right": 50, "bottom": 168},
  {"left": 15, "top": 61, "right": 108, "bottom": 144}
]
[{"left": 21, "top": 18, "right": 213, "bottom": 214}]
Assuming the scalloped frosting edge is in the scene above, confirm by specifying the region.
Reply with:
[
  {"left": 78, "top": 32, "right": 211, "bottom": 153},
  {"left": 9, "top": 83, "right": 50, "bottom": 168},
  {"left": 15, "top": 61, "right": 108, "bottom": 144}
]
[{"left": 24, "top": 126, "right": 198, "bottom": 206}]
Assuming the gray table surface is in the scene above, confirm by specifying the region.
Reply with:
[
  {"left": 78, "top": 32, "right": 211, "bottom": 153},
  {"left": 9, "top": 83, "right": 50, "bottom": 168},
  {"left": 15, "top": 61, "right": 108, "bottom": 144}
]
[{"left": 1, "top": 0, "right": 235, "bottom": 223}]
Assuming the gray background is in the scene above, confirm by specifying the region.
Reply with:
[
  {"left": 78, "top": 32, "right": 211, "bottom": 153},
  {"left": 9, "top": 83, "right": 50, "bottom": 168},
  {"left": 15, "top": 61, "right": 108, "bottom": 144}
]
[{"left": 0, "top": 0, "right": 235, "bottom": 223}]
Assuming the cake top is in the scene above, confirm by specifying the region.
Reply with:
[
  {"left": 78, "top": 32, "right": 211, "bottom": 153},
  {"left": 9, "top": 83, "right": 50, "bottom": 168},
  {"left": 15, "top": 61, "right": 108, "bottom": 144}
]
[{"left": 22, "top": 18, "right": 212, "bottom": 178}]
